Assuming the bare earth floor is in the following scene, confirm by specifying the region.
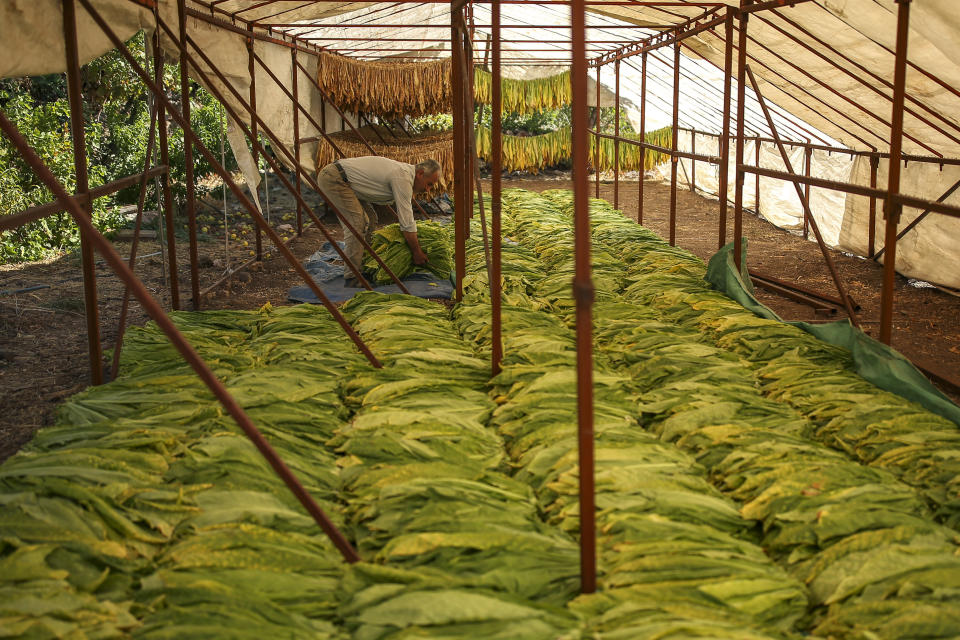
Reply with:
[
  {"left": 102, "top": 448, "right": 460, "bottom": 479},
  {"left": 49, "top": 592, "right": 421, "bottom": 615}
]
[{"left": 1, "top": 174, "right": 958, "bottom": 462}]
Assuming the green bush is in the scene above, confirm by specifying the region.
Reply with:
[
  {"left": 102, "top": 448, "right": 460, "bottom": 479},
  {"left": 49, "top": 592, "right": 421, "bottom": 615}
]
[{"left": 0, "top": 31, "right": 233, "bottom": 264}]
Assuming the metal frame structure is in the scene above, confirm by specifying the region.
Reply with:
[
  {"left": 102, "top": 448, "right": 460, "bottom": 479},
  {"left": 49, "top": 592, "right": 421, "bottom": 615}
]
[{"left": 3, "top": 0, "right": 960, "bottom": 590}]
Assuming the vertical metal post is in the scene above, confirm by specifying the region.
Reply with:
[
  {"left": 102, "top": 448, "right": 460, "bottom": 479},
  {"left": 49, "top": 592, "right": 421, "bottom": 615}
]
[
  {"left": 733, "top": 6, "right": 749, "bottom": 270},
  {"left": 754, "top": 135, "right": 761, "bottom": 217},
  {"left": 319, "top": 54, "right": 326, "bottom": 137},
  {"left": 292, "top": 48, "right": 303, "bottom": 235},
  {"left": 690, "top": 131, "right": 696, "bottom": 193},
  {"left": 868, "top": 153, "right": 879, "bottom": 257},
  {"left": 247, "top": 30, "right": 263, "bottom": 260},
  {"left": 452, "top": 5, "right": 466, "bottom": 301},
  {"left": 719, "top": 9, "right": 733, "bottom": 248},
  {"left": 614, "top": 58, "right": 620, "bottom": 209},
  {"left": 464, "top": 23, "right": 475, "bottom": 231},
  {"left": 61, "top": 0, "right": 103, "bottom": 385},
  {"left": 153, "top": 30, "right": 180, "bottom": 309},
  {"left": 803, "top": 144, "right": 812, "bottom": 239},
  {"left": 145, "top": 35, "right": 167, "bottom": 288},
  {"left": 178, "top": 0, "right": 200, "bottom": 310},
  {"left": 669, "top": 39, "right": 680, "bottom": 246},
  {"left": 491, "top": 0, "right": 503, "bottom": 376},
  {"left": 595, "top": 63, "right": 601, "bottom": 199},
  {"left": 880, "top": 0, "right": 911, "bottom": 345},
  {"left": 638, "top": 51, "right": 646, "bottom": 225},
  {"left": 571, "top": 0, "right": 597, "bottom": 596}
]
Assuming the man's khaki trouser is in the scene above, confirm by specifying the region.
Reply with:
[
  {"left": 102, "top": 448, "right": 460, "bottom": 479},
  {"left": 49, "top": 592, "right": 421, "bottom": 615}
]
[{"left": 317, "top": 163, "right": 378, "bottom": 279}]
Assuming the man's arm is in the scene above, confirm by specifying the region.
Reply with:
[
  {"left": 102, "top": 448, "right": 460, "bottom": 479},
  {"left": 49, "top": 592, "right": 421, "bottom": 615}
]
[
  {"left": 403, "top": 230, "right": 428, "bottom": 265},
  {"left": 389, "top": 171, "right": 427, "bottom": 265}
]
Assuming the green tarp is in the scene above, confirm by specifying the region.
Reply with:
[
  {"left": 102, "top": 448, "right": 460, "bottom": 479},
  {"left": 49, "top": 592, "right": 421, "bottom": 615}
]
[{"left": 706, "top": 240, "right": 960, "bottom": 427}]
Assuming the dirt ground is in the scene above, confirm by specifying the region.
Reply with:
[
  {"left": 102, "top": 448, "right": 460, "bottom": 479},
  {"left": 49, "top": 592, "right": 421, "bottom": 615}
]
[{"left": 2, "top": 172, "right": 959, "bottom": 462}]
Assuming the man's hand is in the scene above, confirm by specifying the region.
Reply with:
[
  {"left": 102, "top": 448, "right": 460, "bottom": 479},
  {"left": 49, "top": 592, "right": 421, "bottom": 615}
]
[{"left": 402, "top": 230, "right": 428, "bottom": 266}]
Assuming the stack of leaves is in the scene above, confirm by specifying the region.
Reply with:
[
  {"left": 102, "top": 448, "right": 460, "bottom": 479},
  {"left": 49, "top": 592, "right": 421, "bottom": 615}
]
[
  {"left": 602, "top": 308, "right": 960, "bottom": 639},
  {"left": 499, "top": 189, "right": 626, "bottom": 308},
  {"left": 363, "top": 221, "right": 452, "bottom": 285},
  {"left": 483, "top": 194, "right": 812, "bottom": 636},
  {"left": 336, "top": 563, "right": 579, "bottom": 640},
  {"left": 135, "top": 524, "right": 345, "bottom": 639},
  {"left": 457, "top": 301, "right": 806, "bottom": 638},
  {"left": 537, "top": 187, "right": 960, "bottom": 639},
  {"left": 461, "top": 218, "right": 547, "bottom": 310},
  {"left": 603, "top": 209, "right": 960, "bottom": 530},
  {"left": 334, "top": 292, "right": 582, "bottom": 637},
  {"left": 757, "top": 355, "right": 960, "bottom": 527},
  {"left": 490, "top": 188, "right": 960, "bottom": 639},
  {"left": 0, "top": 303, "right": 376, "bottom": 636}
]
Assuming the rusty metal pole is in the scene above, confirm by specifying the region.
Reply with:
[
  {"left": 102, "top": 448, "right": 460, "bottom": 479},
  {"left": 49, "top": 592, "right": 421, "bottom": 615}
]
[
  {"left": 292, "top": 48, "right": 303, "bottom": 235},
  {"left": 755, "top": 135, "right": 761, "bottom": 217},
  {"left": 112, "top": 104, "right": 159, "bottom": 378},
  {"left": 152, "top": 31, "right": 180, "bottom": 309},
  {"left": 452, "top": 5, "right": 466, "bottom": 301},
  {"left": 614, "top": 58, "right": 620, "bottom": 209},
  {"left": 0, "top": 108, "right": 360, "bottom": 563},
  {"left": 803, "top": 144, "right": 812, "bottom": 239},
  {"left": 491, "top": 0, "right": 503, "bottom": 376},
  {"left": 571, "top": 0, "right": 597, "bottom": 596},
  {"left": 718, "top": 9, "right": 734, "bottom": 248},
  {"left": 745, "top": 65, "right": 861, "bottom": 327},
  {"left": 868, "top": 153, "right": 879, "bottom": 257},
  {"left": 595, "top": 63, "right": 601, "bottom": 199},
  {"left": 247, "top": 30, "right": 263, "bottom": 261},
  {"left": 465, "top": 23, "right": 476, "bottom": 231},
  {"left": 690, "top": 131, "right": 696, "bottom": 193},
  {"left": 177, "top": 0, "right": 200, "bottom": 310},
  {"left": 638, "top": 51, "right": 646, "bottom": 224},
  {"left": 61, "top": 0, "right": 104, "bottom": 385},
  {"left": 669, "top": 39, "right": 680, "bottom": 246},
  {"left": 733, "top": 6, "right": 749, "bottom": 270},
  {"left": 874, "top": 176, "right": 960, "bottom": 261},
  {"left": 880, "top": 0, "right": 911, "bottom": 345}
]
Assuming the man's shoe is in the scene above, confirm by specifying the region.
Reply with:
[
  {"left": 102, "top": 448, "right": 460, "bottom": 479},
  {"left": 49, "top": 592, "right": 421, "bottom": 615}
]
[{"left": 343, "top": 277, "right": 362, "bottom": 289}]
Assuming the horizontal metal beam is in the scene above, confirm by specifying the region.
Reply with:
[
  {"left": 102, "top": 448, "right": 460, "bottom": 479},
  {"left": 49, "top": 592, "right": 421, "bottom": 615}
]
[
  {"left": 682, "top": 127, "right": 960, "bottom": 167},
  {"left": 590, "top": 129, "right": 722, "bottom": 164},
  {"left": 589, "top": 13, "right": 724, "bottom": 66},
  {"left": 306, "top": 37, "right": 637, "bottom": 42},
  {"left": 328, "top": 47, "right": 613, "bottom": 52},
  {"left": 289, "top": 23, "right": 669, "bottom": 29},
  {"left": 746, "top": 164, "right": 960, "bottom": 219},
  {"left": 1, "top": 165, "right": 168, "bottom": 232}
]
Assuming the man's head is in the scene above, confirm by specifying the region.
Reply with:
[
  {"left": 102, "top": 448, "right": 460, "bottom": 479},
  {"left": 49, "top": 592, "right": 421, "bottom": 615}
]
[{"left": 413, "top": 159, "right": 442, "bottom": 193}]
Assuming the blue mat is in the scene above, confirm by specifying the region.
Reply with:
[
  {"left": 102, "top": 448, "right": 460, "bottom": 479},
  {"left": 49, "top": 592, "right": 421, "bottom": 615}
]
[{"left": 289, "top": 241, "right": 454, "bottom": 303}]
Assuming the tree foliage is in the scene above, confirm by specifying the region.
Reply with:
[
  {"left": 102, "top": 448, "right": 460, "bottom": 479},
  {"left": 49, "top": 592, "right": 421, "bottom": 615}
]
[{"left": 0, "top": 31, "right": 230, "bottom": 263}]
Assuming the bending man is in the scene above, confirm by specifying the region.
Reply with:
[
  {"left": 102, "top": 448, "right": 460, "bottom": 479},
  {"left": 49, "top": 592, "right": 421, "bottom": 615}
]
[{"left": 318, "top": 156, "right": 441, "bottom": 287}]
